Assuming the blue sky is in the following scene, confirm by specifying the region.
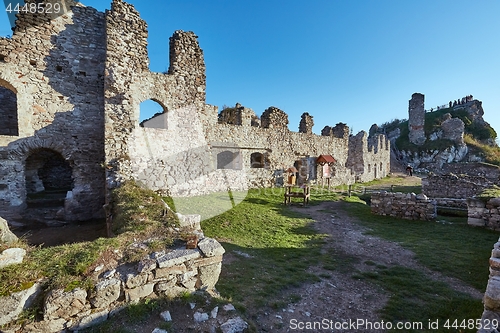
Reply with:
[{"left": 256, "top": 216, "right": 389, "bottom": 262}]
[{"left": 1, "top": 1, "right": 499, "bottom": 136}]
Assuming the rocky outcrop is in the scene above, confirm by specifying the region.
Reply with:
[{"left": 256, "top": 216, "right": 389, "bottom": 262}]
[{"left": 0, "top": 216, "right": 18, "bottom": 244}]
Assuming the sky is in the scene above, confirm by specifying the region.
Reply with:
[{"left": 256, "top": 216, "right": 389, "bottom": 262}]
[{"left": 1, "top": 0, "right": 499, "bottom": 136}]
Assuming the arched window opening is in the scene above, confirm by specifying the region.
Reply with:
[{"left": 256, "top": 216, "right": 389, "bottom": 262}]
[
  {"left": 217, "top": 150, "right": 242, "bottom": 170},
  {"left": 0, "top": 86, "right": 18, "bottom": 136},
  {"left": 25, "top": 149, "right": 73, "bottom": 203},
  {"left": 380, "top": 162, "right": 383, "bottom": 171},
  {"left": 368, "top": 164, "right": 371, "bottom": 173},
  {"left": 139, "top": 99, "right": 168, "bottom": 129}
]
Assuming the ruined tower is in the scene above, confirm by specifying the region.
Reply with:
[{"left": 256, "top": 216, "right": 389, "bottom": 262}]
[
  {"left": 298, "top": 112, "right": 314, "bottom": 134},
  {"left": 408, "top": 93, "right": 426, "bottom": 146}
]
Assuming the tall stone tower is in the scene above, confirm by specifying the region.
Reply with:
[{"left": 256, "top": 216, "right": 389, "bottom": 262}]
[{"left": 408, "top": 93, "right": 426, "bottom": 146}]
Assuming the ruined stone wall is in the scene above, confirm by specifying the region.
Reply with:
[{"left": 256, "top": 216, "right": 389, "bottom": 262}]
[
  {"left": 371, "top": 191, "right": 437, "bottom": 221},
  {"left": 299, "top": 112, "right": 313, "bottom": 134},
  {"left": 441, "top": 162, "right": 500, "bottom": 180},
  {"left": 103, "top": 0, "right": 207, "bottom": 199},
  {"left": 422, "top": 174, "right": 494, "bottom": 199},
  {"left": 346, "top": 131, "right": 390, "bottom": 182},
  {"left": 0, "top": 2, "right": 106, "bottom": 219},
  {"left": 1, "top": 228, "right": 225, "bottom": 332},
  {"left": 467, "top": 198, "right": 500, "bottom": 230},
  {"left": 408, "top": 92, "right": 425, "bottom": 146}
]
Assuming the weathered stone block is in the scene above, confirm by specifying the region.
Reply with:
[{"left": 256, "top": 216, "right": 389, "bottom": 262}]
[
  {"left": 197, "top": 262, "right": 222, "bottom": 290},
  {"left": 0, "top": 282, "right": 42, "bottom": 326},
  {"left": 157, "top": 249, "right": 201, "bottom": 268},
  {"left": 44, "top": 288, "right": 88, "bottom": 320},
  {"left": 0, "top": 248, "right": 26, "bottom": 269},
  {"left": 90, "top": 278, "right": 121, "bottom": 309},
  {"left": 198, "top": 238, "right": 225, "bottom": 257},
  {"left": 125, "top": 283, "right": 155, "bottom": 303}
]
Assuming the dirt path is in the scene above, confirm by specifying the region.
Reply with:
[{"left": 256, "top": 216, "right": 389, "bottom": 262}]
[{"left": 250, "top": 201, "right": 482, "bottom": 332}]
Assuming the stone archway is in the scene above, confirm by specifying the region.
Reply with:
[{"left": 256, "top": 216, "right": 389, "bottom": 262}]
[{"left": 25, "top": 148, "right": 73, "bottom": 204}]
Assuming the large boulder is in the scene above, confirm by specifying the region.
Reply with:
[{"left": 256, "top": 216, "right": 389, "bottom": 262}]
[{"left": 0, "top": 216, "right": 18, "bottom": 244}]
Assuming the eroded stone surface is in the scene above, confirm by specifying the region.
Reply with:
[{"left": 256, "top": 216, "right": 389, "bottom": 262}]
[
  {"left": 0, "top": 247, "right": 26, "bottom": 269},
  {"left": 0, "top": 282, "right": 42, "bottom": 326},
  {"left": 197, "top": 237, "right": 225, "bottom": 257}
]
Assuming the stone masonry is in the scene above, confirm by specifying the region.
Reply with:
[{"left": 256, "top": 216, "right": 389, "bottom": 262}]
[
  {"left": 479, "top": 237, "right": 500, "bottom": 331},
  {"left": 408, "top": 92, "right": 426, "bottom": 146},
  {"left": 467, "top": 198, "right": 500, "bottom": 230},
  {"left": 422, "top": 173, "right": 495, "bottom": 199},
  {"left": 0, "top": 236, "right": 225, "bottom": 331},
  {"left": 371, "top": 191, "right": 437, "bottom": 221},
  {"left": 0, "top": 0, "right": 391, "bottom": 221}
]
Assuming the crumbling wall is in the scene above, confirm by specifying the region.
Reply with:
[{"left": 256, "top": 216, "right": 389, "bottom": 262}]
[
  {"left": 479, "top": 238, "right": 500, "bottom": 330},
  {"left": 0, "top": 2, "right": 106, "bottom": 219},
  {"left": 346, "top": 131, "right": 390, "bottom": 182},
  {"left": 422, "top": 173, "right": 494, "bottom": 199},
  {"left": 371, "top": 191, "right": 437, "bottom": 221},
  {"left": 298, "top": 112, "right": 314, "bottom": 134}
]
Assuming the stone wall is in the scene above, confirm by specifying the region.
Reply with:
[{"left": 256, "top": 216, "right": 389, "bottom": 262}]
[
  {"left": 346, "top": 131, "right": 390, "bottom": 182},
  {"left": 0, "top": 0, "right": 392, "bottom": 220},
  {"left": 467, "top": 198, "right": 500, "bottom": 230},
  {"left": 422, "top": 173, "right": 494, "bottom": 199},
  {"left": 0, "top": 2, "right": 106, "bottom": 220},
  {"left": 408, "top": 93, "right": 425, "bottom": 146},
  {"left": 371, "top": 191, "right": 437, "bottom": 221},
  {"left": 479, "top": 238, "right": 500, "bottom": 330}
]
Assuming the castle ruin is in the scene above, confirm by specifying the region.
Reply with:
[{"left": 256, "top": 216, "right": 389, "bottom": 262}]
[{"left": 0, "top": 0, "right": 390, "bottom": 221}]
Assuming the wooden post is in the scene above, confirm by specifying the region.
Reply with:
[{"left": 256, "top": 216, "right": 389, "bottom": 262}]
[
  {"left": 391, "top": 184, "right": 395, "bottom": 192},
  {"left": 348, "top": 184, "right": 352, "bottom": 197}
]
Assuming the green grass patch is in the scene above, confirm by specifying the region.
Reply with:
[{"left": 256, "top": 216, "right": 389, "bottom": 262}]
[
  {"left": 358, "top": 266, "right": 482, "bottom": 332},
  {"left": 465, "top": 134, "right": 500, "bottom": 166},
  {"left": 197, "top": 188, "right": 326, "bottom": 308},
  {"left": 344, "top": 199, "right": 498, "bottom": 291}
]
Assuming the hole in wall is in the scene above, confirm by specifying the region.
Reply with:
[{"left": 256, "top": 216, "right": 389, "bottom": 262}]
[
  {"left": 0, "top": 54, "right": 6, "bottom": 62},
  {"left": 139, "top": 99, "right": 168, "bottom": 129},
  {"left": 30, "top": 60, "right": 36, "bottom": 66},
  {"left": 56, "top": 65, "right": 62, "bottom": 72}
]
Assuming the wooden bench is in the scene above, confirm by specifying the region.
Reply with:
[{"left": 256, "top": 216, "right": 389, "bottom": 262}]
[{"left": 284, "top": 185, "right": 310, "bottom": 206}]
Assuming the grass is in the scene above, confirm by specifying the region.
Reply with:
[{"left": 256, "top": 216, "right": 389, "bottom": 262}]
[
  {"left": 197, "top": 188, "right": 327, "bottom": 308},
  {"left": 356, "top": 266, "right": 481, "bottom": 332},
  {"left": 0, "top": 181, "right": 182, "bottom": 304},
  {"left": 464, "top": 134, "right": 500, "bottom": 166}
]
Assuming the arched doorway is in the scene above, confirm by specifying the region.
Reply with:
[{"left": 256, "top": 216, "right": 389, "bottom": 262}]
[{"left": 25, "top": 149, "right": 73, "bottom": 205}]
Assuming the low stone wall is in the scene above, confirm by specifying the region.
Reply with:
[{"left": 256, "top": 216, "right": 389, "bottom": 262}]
[
  {"left": 422, "top": 173, "right": 493, "bottom": 199},
  {"left": 467, "top": 198, "right": 500, "bottom": 230},
  {"left": 434, "top": 198, "right": 467, "bottom": 209},
  {"left": 479, "top": 237, "right": 500, "bottom": 331},
  {"left": 371, "top": 191, "right": 437, "bottom": 221},
  {"left": 0, "top": 213, "right": 225, "bottom": 332}
]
